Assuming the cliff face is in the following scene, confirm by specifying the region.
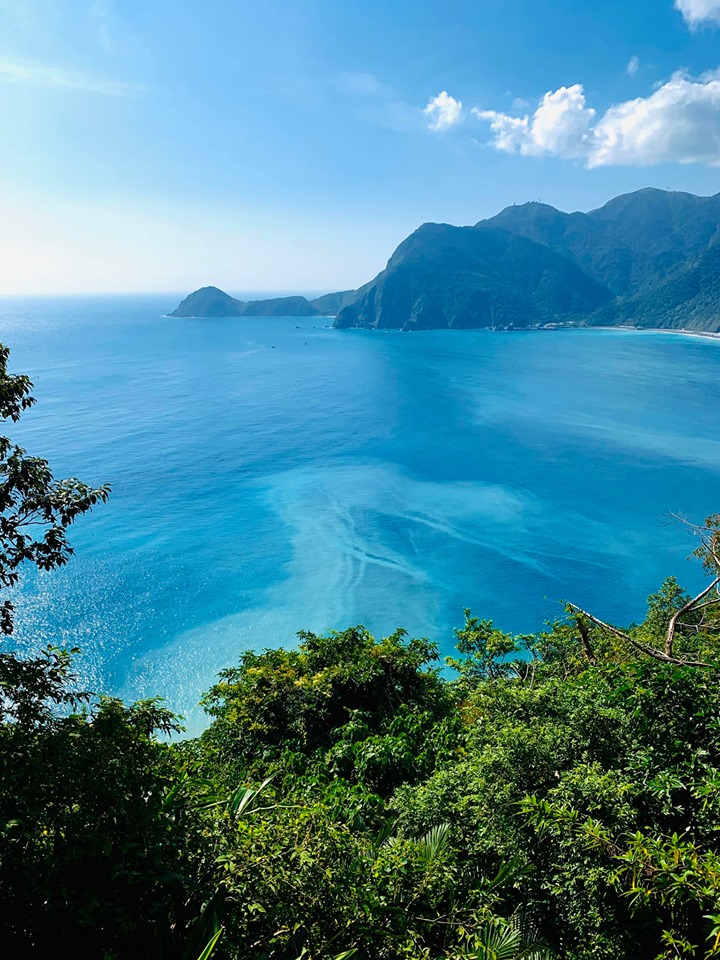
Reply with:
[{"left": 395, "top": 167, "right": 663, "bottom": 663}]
[
  {"left": 172, "top": 189, "right": 720, "bottom": 332},
  {"left": 334, "top": 224, "right": 612, "bottom": 331}
]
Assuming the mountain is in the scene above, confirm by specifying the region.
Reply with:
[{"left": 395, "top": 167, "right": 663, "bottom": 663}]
[
  {"left": 597, "top": 240, "right": 720, "bottom": 333},
  {"left": 171, "top": 286, "right": 247, "bottom": 317},
  {"left": 336, "top": 188, "right": 720, "bottom": 333},
  {"left": 170, "top": 286, "right": 356, "bottom": 318},
  {"left": 334, "top": 223, "right": 611, "bottom": 330},
  {"left": 486, "top": 188, "right": 720, "bottom": 297},
  {"left": 171, "top": 189, "right": 720, "bottom": 333},
  {"left": 310, "top": 289, "right": 358, "bottom": 315}
]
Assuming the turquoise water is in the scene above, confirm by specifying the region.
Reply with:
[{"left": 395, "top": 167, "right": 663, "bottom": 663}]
[{"left": 1, "top": 295, "right": 718, "bottom": 733}]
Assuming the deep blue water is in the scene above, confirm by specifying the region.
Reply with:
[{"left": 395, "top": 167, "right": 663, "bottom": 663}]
[{"left": 1, "top": 295, "right": 718, "bottom": 733}]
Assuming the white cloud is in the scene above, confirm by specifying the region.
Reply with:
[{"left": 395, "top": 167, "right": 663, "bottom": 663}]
[
  {"left": 474, "top": 70, "right": 720, "bottom": 167},
  {"left": 627, "top": 55, "right": 640, "bottom": 77},
  {"left": 0, "top": 58, "right": 139, "bottom": 95},
  {"left": 423, "top": 91, "right": 463, "bottom": 130},
  {"left": 675, "top": 0, "right": 720, "bottom": 27},
  {"left": 591, "top": 70, "right": 720, "bottom": 166},
  {"left": 473, "top": 85, "right": 595, "bottom": 159}
]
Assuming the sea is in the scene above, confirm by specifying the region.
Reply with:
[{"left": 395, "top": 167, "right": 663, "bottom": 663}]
[{"left": 0, "top": 294, "right": 718, "bottom": 734}]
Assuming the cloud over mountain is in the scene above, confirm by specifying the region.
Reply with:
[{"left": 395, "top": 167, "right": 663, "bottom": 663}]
[
  {"left": 591, "top": 71, "right": 720, "bottom": 166},
  {"left": 474, "top": 71, "right": 720, "bottom": 167},
  {"left": 474, "top": 85, "right": 596, "bottom": 159}
]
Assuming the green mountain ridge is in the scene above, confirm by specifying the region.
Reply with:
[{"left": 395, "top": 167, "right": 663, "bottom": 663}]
[
  {"left": 486, "top": 188, "right": 720, "bottom": 298},
  {"left": 171, "top": 189, "right": 720, "bottom": 333},
  {"left": 333, "top": 223, "right": 612, "bottom": 330}
]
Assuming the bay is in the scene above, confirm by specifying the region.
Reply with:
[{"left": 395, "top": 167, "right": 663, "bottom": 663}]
[{"left": 1, "top": 294, "right": 718, "bottom": 733}]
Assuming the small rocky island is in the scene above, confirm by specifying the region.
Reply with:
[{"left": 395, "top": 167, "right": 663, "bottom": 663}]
[
  {"left": 171, "top": 188, "right": 720, "bottom": 334},
  {"left": 170, "top": 286, "right": 355, "bottom": 318}
]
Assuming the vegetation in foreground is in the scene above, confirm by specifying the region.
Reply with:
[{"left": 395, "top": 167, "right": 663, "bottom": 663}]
[{"left": 1, "top": 343, "right": 719, "bottom": 960}]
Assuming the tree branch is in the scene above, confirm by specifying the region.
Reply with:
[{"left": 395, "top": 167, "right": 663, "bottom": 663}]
[
  {"left": 670, "top": 512, "right": 720, "bottom": 572},
  {"left": 566, "top": 603, "right": 714, "bottom": 669},
  {"left": 665, "top": 577, "right": 720, "bottom": 657}
]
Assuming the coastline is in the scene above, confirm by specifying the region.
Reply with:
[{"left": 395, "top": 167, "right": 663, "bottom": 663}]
[
  {"left": 161, "top": 313, "right": 720, "bottom": 342},
  {"left": 582, "top": 325, "right": 720, "bottom": 342}
]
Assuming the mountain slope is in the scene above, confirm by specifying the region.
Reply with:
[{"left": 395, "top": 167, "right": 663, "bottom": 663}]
[
  {"left": 310, "top": 289, "right": 358, "bottom": 315},
  {"left": 334, "top": 223, "right": 612, "bottom": 330},
  {"left": 596, "top": 241, "right": 720, "bottom": 333},
  {"left": 485, "top": 188, "right": 720, "bottom": 297},
  {"left": 171, "top": 286, "right": 248, "bottom": 317}
]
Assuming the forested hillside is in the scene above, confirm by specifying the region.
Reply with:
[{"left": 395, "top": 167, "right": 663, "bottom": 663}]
[
  {"left": 333, "top": 224, "right": 611, "bottom": 330},
  {"left": 334, "top": 189, "right": 720, "bottom": 331}
]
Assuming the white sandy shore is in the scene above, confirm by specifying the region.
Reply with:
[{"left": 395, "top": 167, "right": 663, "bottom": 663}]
[{"left": 583, "top": 325, "right": 720, "bottom": 342}]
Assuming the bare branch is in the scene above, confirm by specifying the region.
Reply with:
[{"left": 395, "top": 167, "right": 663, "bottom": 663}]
[
  {"left": 670, "top": 511, "right": 720, "bottom": 559},
  {"left": 665, "top": 576, "right": 720, "bottom": 657},
  {"left": 566, "top": 603, "right": 714, "bottom": 669},
  {"left": 692, "top": 596, "right": 720, "bottom": 612}
]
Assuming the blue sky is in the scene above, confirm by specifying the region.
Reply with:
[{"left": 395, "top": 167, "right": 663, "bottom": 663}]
[{"left": 2, "top": 0, "right": 720, "bottom": 293}]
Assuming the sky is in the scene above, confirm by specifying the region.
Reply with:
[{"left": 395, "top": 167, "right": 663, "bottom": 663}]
[{"left": 2, "top": 0, "right": 720, "bottom": 294}]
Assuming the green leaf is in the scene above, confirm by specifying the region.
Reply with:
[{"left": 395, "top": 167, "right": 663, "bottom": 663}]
[{"left": 194, "top": 926, "right": 223, "bottom": 960}]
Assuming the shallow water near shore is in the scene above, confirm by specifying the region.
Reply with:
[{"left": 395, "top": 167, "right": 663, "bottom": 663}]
[{"left": 1, "top": 295, "right": 718, "bottom": 734}]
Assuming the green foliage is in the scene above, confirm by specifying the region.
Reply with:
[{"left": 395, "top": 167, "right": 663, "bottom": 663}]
[
  {"left": 199, "top": 625, "right": 456, "bottom": 793},
  {"left": 640, "top": 577, "right": 691, "bottom": 639},
  {"left": 488, "top": 188, "right": 720, "bottom": 332},
  {"left": 0, "top": 693, "right": 200, "bottom": 955},
  {"left": 458, "top": 913, "right": 552, "bottom": 960},
  {"left": 447, "top": 610, "right": 541, "bottom": 686},
  {"left": 0, "top": 343, "right": 109, "bottom": 635},
  {"left": 4, "top": 586, "right": 720, "bottom": 959}
]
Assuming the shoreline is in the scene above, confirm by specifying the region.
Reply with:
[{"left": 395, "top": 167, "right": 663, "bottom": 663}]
[
  {"left": 581, "top": 325, "right": 720, "bottom": 342},
  {"left": 160, "top": 314, "right": 720, "bottom": 342}
]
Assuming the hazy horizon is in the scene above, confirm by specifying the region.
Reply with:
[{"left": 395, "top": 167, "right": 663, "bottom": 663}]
[
  {"left": 4, "top": 182, "right": 720, "bottom": 299},
  {"left": 0, "top": 289, "right": 340, "bottom": 300}
]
